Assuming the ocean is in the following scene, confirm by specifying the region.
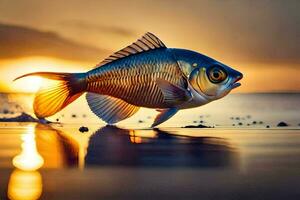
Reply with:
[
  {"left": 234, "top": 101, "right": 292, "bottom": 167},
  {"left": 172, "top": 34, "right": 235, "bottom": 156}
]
[{"left": 1, "top": 93, "right": 299, "bottom": 128}]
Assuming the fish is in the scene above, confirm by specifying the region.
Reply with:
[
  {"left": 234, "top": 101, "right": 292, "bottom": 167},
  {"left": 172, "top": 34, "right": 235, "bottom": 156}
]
[{"left": 14, "top": 32, "right": 243, "bottom": 127}]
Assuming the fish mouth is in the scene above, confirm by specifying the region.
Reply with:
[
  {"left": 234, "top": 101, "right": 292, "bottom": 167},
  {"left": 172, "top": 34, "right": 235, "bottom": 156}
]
[
  {"left": 230, "top": 75, "right": 243, "bottom": 90},
  {"left": 231, "top": 82, "right": 241, "bottom": 89}
]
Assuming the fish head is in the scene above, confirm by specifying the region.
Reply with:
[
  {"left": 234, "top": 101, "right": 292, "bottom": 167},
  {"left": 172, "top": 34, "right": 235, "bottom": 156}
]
[{"left": 189, "top": 63, "right": 243, "bottom": 100}]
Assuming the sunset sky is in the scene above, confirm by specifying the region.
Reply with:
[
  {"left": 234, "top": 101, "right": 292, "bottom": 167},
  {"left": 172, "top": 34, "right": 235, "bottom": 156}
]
[{"left": 0, "top": 0, "right": 299, "bottom": 93}]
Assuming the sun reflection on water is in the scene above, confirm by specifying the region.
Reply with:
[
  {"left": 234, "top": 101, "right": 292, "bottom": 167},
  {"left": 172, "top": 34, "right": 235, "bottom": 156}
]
[
  {"left": 8, "top": 125, "right": 44, "bottom": 200},
  {"left": 12, "top": 126, "right": 44, "bottom": 171},
  {"left": 7, "top": 170, "right": 42, "bottom": 200}
]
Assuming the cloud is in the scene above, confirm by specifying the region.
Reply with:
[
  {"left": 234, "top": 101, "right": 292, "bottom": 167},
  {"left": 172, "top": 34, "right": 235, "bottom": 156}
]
[
  {"left": 59, "top": 20, "right": 136, "bottom": 37},
  {"left": 0, "top": 23, "right": 109, "bottom": 62}
]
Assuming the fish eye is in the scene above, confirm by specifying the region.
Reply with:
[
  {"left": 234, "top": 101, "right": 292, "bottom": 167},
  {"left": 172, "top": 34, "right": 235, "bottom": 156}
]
[{"left": 208, "top": 65, "right": 227, "bottom": 83}]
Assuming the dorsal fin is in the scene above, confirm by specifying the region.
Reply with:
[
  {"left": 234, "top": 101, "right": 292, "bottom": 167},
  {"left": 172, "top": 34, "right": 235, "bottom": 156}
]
[{"left": 95, "top": 32, "right": 166, "bottom": 68}]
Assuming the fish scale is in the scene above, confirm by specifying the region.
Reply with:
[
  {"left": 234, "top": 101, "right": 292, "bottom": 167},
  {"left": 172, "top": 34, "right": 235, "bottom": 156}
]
[{"left": 86, "top": 48, "right": 186, "bottom": 108}]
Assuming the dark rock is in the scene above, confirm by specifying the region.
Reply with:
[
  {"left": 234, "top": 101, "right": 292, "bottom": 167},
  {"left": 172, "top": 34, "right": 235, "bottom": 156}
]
[
  {"left": 277, "top": 122, "right": 288, "bottom": 127},
  {"left": 56, "top": 118, "right": 59, "bottom": 122},
  {"left": 183, "top": 124, "right": 211, "bottom": 128},
  {"left": 71, "top": 114, "right": 77, "bottom": 118},
  {"left": 232, "top": 124, "right": 235, "bottom": 126},
  {"left": 199, "top": 120, "right": 204, "bottom": 123},
  {"left": 79, "top": 126, "right": 89, "bottom": 133},
  {"left": 238, "top": 122, "right": 243, "bottom": 126},
  {"left": 39, "top": 118, "right": 52, "bottom": 124},
  {"left": 193, "top": 120, "right": 197, "bottom": 123},
  {"left": 3, "top": 109, "right": 9, "bottom": 114},
  {"left": 0, "top": 112, "right": 42, "bottom": 123},
  {"left": 259, "top": 121, "right": 264, "bottom": 124},
  {"left": 247, "top": 124, "right": 250, "bottom": 126},
  {"left": 138, "top": 120, "right": 144, "bottom": 123},
  {"left": 266, "top": 125, "right": 270, "bottom": 128},
  {"left": 235, "top": 117, "right": 240, "bottom": 120},
  {"left": 252, "top": 121, "right": 257, "bottom": 124}
]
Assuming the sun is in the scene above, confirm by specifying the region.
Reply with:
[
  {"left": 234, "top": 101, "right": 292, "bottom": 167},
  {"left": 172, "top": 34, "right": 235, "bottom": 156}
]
[
  {"left": 13, "top": 76, "right": 43, "bottom": 93},
  {"left": 0, "top": 56, "right": 91, "bottom": 93}
]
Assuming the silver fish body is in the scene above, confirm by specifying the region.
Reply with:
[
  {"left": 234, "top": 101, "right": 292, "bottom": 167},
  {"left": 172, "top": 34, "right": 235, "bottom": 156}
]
[
  {"left": 86, "top": 48, "right": 188, "bottom": 108},
  {"left": 15, "top": 32, "right": 243, "bottom": 127}
]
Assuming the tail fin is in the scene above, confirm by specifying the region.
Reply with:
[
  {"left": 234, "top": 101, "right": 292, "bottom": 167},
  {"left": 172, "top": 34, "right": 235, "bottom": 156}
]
[{"left": 14, "top": 72, "right": 86, "bottom": 118}]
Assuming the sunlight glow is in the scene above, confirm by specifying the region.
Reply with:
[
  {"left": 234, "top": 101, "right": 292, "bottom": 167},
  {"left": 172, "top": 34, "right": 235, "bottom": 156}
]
[
  {"left": 1, "top": 56, "right": 91, "bottom": 93},
  {"left": 14, "top": 77, "right": 42, "bottom": 93},
  {"left": 7, "top": 170, "right": 42, "bottom": 200},
  {"left": 129, "top": 130, "right": 142, "bottom": 144},
  {"left": 12, "top": 126, "right": 44, "bottom": 171}
]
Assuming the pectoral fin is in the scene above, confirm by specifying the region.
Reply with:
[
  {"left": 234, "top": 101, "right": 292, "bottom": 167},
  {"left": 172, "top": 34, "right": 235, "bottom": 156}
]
[
  {"left": 86, "top": 92, "right": 140, "bottom": 124},
  {"left": 151, "top": 107, "right": 179, "bottom": 127},
  {"left": 156, "top": 79, "right": 191, "bottom": 105}
]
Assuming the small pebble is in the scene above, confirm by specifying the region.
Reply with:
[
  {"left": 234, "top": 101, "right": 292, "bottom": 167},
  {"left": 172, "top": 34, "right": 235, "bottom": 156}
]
[
  {"left": 232, "top": 124, "right": 235, "bottom": 126},
  {"left": 71, "top": 114, "right": 77, "bottom": 118},
  {"left": 79, "top": 126, "right": 89, "bottom": 133},
  {"left": 193, "top": 120, "right": 197, "bottom": 123},
  {"left": 277, "top": 122, "right": 288, "bottom": 127},
  {"left": 252, "top": 121, "right": 257, "bottom": 124},
  {"left": 82, "top": 114, "right": 87, "bottom": 118},
  {"left": 246, "top": 115, "right": 251, "bottom": 119},
  {"left": 56, "top": 118, "right": 59, "bottom": 122},
  {"left": 238, "top": 122, "right": 243, "bottom": 126},
  {"left": 138, "top": 120, "right": 144, "bottom": 123},
  {"left": 266, "top": 125, "right": 270, "bottom": 128},
  {"left": 230, "top": 117, "right": 234, "bottom": 120},
  {"left": 235, "top": 117, "right": 240, "bottom": 120},
  {"left": 199, "top": 120, "right": 204, "bottom": 123},
  {"left": 247, "top": 123, "right": 250, "bottom": 126},
  {"left": 259, "top": 121, "right": 263, "bottom": 124}
]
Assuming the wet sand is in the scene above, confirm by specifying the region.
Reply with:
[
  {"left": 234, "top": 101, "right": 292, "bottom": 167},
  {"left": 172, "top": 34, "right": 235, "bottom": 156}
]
[{"left": 0, "top": 123, "right": 300, "bottom": 199}]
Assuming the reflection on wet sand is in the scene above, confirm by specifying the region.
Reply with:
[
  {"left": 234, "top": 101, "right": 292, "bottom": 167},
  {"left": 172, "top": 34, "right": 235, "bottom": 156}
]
[
  {"left": 8, "top": 124, "right": 43, "bottom": 200},
  {"left": 8, "top": 170, "right": 42, "bottom": 200},
  {"left": 85, "top": 126, "right": 238, "bottom": 168},
  {"left": 4, "top": 124, "right": 238, "bottom": 199},
  {"left": 6, "top": 124, "right": 79, "bottom": 200}
]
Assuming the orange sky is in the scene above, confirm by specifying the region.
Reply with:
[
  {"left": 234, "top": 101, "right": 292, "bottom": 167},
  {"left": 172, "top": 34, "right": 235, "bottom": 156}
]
[{"left": 0, "top": 0, "right": 299, "bottom": 93}]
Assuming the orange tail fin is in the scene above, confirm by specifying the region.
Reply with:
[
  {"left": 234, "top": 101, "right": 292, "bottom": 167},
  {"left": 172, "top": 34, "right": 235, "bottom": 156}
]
[{"left": 14, "top": 72, "right": 86, "bottom": 118}]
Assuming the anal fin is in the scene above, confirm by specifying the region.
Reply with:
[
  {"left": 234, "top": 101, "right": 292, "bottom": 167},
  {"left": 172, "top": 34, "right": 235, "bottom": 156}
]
[
  {"left": 151, "top": 108, "right": 178, "bottom": 127},
  {"left": 86, "top": 92, "right": 140, "bottom": 124}
]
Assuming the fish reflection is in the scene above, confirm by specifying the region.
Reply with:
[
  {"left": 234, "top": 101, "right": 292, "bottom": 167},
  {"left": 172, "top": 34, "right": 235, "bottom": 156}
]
[{"left": 85, "top": 126, "right": 238, "bottom": 168}]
